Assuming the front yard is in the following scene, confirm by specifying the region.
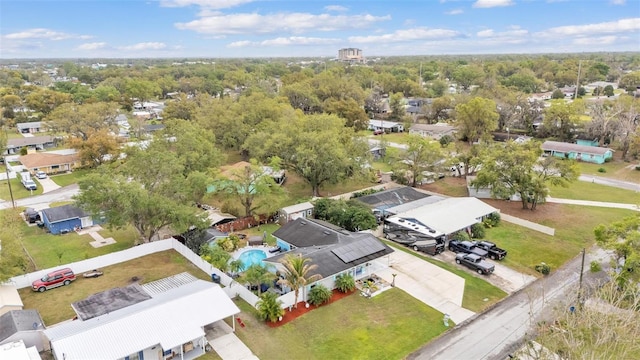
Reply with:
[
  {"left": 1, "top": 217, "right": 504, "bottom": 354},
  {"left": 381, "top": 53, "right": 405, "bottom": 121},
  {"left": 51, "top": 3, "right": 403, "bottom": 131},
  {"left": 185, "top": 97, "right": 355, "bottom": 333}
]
[
  {"left": 18, "top": 250, "right": 211, "bottom": 325},
  {"left": 233, "top": 288, "right": 449, "bottom": 360},
  {"left": 549, "top": 179, "right": 640, "bottom": 204}
]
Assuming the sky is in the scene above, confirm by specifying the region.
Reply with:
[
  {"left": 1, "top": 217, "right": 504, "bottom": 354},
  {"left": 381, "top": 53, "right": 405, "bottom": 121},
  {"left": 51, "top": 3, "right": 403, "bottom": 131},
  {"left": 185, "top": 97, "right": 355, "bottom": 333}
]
[{"left": 0, "top": 0, "right": 639, "bottom": 59}]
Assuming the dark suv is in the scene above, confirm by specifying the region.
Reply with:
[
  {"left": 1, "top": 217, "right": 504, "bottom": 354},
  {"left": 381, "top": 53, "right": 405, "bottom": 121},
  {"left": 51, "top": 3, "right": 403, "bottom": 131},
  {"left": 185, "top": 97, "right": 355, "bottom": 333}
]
[{"left": 32, "top": 268, "right": 76, "bottom": 292}]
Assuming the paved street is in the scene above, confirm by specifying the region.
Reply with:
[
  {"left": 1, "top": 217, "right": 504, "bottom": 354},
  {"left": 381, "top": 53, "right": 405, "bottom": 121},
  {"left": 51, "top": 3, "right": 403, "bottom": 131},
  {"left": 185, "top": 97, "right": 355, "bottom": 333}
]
[
  {"left": 578, "top": 174, "right": 640, "bottom": 192},
  {"left": 0, "top": 184, "right": 79, "bottom": 210},
  {"left": 408, "top": 247, "right": 612, "bottom": 360}
]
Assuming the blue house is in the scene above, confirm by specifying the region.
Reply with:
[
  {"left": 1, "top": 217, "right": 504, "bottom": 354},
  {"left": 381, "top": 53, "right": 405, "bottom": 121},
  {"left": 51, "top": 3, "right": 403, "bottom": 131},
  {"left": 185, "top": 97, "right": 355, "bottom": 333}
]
[
  {"left": 541, "top": 141, "right": 613, "bottom": 164},
  {"left": 41, "top": 205, "right": 93, "bottom": 235},
  {"left": 576, "top": 139, "right": 599, "bottom": 147}
]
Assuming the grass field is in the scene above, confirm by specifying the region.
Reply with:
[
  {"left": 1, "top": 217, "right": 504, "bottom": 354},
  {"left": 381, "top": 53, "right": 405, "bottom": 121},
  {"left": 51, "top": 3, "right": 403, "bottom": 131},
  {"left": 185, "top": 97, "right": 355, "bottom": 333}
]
[
  {"left": 577, "top": 161, "right": 640, "bottom": 183},
  {"left": 49, "top": 168, "right": 92, "bottom": 187},
  {"left": 384, "top": 241, "right": 507, "bottom": 312},
  {"left": 18, "top": 250, "right": 211, "bottom": 325},
  {"left": 0, "top": 176, "right": 43, "bottom": 201},
  {"left": 21, "top": 222, "right": 137, "bottom": 270},
  {"left": 233, "top": 288, "right": 449, "bottom": 360},
  {"left": 549, "top": 180, "right": 640, "bottom": 204}
]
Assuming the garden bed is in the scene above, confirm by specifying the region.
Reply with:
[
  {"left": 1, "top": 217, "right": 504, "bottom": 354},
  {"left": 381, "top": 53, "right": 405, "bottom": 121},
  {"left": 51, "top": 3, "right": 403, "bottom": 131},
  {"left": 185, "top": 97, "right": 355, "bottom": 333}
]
[{"left": 267, "top": 289, "right": 355, "bottom": 327}]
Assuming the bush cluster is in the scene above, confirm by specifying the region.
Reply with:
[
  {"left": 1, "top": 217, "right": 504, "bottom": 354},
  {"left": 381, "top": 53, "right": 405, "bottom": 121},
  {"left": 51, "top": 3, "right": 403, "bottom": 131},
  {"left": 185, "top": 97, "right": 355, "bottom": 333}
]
[{"left": 535, "top": 262, "right": 551, "bottom": 275}]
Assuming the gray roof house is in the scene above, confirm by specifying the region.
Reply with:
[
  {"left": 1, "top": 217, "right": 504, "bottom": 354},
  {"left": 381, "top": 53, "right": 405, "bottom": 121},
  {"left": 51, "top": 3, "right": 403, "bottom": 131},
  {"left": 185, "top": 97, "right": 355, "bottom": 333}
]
[
  {"left": 16, "top": 121, "right": 47, "bottom": 134},
  {"left": 267, "top": 218, "right": 393, "bottom": 280},
  {"left": 0, "top": 310, "right": 46, "bottom": 352},
  {"left": 355, "top": 186, "right": 431, "bottom": 216},
  {"left": 5, "top": 136, "right": 55, "bottom": 155},
  {"left": 41, "top": 205, "right": 94, "bottom": 235}
]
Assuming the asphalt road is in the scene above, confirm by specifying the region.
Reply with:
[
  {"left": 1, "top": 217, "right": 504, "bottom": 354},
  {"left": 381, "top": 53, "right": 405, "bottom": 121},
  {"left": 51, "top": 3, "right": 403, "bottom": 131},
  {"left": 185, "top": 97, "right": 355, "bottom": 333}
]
[
  {"left": 0, "top": 183, "right": 79, "bottom": 210},
  {"left": 408, "top": 247, "right": 611, "bottom": 360},
  {"left": 578, "top": 174, "right": 640, "bottom": 192}
]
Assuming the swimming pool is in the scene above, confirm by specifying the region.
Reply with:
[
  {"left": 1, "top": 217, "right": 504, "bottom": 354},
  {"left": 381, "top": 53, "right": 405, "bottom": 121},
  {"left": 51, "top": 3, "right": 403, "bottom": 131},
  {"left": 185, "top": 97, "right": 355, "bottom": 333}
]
[{"left": 237, "top": 249, "right": 267, "bottom": 271}]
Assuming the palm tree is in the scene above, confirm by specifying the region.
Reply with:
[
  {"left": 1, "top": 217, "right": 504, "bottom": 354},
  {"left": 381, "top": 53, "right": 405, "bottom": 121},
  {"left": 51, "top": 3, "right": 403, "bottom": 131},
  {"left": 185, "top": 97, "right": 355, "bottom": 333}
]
[
  {"left": 256, "top": 292, "right": 284, "bottom": 322},
  {"left": 278, "top": 254, "right": 322, "bottom": 308},
  {"left": 241, "top": 264, "right": 276, "bottom": 295}
]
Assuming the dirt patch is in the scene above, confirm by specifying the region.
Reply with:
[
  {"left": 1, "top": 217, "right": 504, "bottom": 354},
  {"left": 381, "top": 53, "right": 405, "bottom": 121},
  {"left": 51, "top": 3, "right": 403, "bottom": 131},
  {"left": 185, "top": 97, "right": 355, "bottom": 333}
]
[
  {"left": 481, "top": 199, "right": 564, "bottom": 223},
  {"left": 266, "top": 289, "right": 355, "bottom": 328}
]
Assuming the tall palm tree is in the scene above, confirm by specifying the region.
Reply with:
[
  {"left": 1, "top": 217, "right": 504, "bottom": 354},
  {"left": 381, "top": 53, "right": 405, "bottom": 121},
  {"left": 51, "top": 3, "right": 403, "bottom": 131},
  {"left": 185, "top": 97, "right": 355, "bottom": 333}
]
[
  {"left": 278, "top": 254, "right": 322, "bottom": 308},
  {"left": 241, "top": 264, "right": 276, "bottom": 295}
]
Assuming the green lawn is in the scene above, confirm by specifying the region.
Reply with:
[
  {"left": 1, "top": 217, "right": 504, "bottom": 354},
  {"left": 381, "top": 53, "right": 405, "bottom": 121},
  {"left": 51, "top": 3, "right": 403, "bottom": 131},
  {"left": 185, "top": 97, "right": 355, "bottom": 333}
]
[
  {"left": 243, "top": 223, "right": 280, "bottom": 246},
  {"left": 21, "top": 223, "right": 136, "bottom": 270},
  {"left": 50, "top": 168, "right": 92, "bottom": 187},
  {"left": 282, "top": 171, "right": 379, "bottom": 203},
  {"left": 549, "top": 180, "right": 640, "bottom": 204},
  {"left": 577, "top": 161, "right": 640, "bottom": 183},
  {"left": 18, "top": 250, "right": 211, "bottom": 325},
  {"left": 371, "top": 132, "right": 409, "bottom": 144},
  {"left": 485, "top": 205, "right": 636, "bottom": 274},
  {"left": 0, "top": 176, "right": 42, "bottom": 201},
  {"left": 234, "top": 289, "right": 449, "bottom": 360}
]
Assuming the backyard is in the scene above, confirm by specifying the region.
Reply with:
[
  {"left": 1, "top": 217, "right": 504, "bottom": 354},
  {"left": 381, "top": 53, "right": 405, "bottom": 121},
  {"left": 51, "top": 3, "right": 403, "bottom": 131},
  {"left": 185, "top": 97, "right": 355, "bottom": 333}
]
[
  {"left": 232, "top": 288, "right": 450, "bottom": 360},
  {"left": 18, "top": 250, "right": 211, "bottom": 325},
  {"left": 20, "top": 221, "right": 138, "bottom": 270}
]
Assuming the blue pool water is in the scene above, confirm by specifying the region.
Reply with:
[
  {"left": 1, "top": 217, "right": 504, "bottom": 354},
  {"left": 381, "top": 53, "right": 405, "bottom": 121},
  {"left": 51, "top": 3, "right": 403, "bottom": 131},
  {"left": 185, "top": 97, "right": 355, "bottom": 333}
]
[{"left": 237, "top": 249, "right": 267, "bottom": 271}]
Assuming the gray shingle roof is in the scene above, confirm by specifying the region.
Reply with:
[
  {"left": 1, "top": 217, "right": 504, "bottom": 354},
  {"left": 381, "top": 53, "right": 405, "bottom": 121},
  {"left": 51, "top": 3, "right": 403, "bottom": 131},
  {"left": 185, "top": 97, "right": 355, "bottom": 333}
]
[
  {"left": 71, "top": 283, "right": 151, "bottom": 321},
  {"left": 541, "top": 141, "right": 612, "bottom": 156},
  {"left": 0, "top": 310, "right": 44, "bottom": 342},
  {"left": 41, "top": 204, "right": 88, "bottom": 223},
  {"left": 7, "top": 135, "right": 54, "bottom": 148},
  {"left": 355, "top": 187, "right": 430, "bottom": 210},
  {"left": 268, "top": 218, "right": 393, "bottom": 278}
]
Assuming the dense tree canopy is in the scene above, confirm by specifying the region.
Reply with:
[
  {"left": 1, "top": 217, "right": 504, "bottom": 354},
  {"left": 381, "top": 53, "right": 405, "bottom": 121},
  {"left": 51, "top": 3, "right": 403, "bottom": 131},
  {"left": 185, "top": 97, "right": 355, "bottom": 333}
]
[{"left": 455, "top": 97, "right": 499, "bottom": 144}]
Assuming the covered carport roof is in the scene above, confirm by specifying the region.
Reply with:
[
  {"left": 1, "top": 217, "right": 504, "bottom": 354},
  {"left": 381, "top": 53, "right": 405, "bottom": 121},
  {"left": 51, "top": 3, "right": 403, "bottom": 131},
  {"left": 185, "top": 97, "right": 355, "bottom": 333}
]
[
  {"left": 389, "top": 197, "right": 498, "bottom": 236},
  {"left": 45, "top": 280, "right": 239, "bottom": 360}
]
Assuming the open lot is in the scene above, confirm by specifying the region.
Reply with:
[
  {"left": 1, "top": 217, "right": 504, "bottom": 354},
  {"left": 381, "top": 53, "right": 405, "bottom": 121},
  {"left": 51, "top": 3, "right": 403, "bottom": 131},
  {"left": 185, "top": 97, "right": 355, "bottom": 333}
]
[
  {"left": 577, "top": 160, "right": 640, "bottom": 183},
  {"left": 18, "top": 250, "right": 211, "bottom": 325},
  {"left": 21, "top": 222, "right": 137, "bottom": 269},
  {"left": 233, "top": 288, "right": 449, "bottom": 360},
  {"left": 549, "top": 180, "right": 640, "bottom": 204}
]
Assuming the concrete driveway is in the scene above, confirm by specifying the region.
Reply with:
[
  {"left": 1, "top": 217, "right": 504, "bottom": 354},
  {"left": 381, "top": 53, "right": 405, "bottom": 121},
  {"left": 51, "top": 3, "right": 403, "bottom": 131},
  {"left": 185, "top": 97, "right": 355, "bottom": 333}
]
[
  {"left": 36, "top": 176, "right": 61, "bottom": 193},
  {"left": 375, "top": 250, "right": 475, "bottom": 324}
]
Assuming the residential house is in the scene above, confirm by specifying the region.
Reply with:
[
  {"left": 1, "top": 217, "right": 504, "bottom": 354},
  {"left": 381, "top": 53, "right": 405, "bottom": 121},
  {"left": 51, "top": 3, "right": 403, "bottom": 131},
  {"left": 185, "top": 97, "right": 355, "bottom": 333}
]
[
  {"left": 355, "top": 186, "right": 432, "bottom": 220},
  {"left": 0, "top": 285, "right": 23, "bottom": 316},
  {"left": 41, "top": 204, "right": 94, "bottom": 235},
  {"left": 266, "top": 218, "right": 393, "bottom": 296},
  {"left": 367, "top": 120, "right": 404, "bottom": 133},
  {"left": 575, "top": 138, "right": 599, "bottom": 147},
  {"left": 541, "top": 141, "right": 613, "bottom": 164},
  {"left": 278, "top": 202, "right": 314, "bottom": 225},
  {"left": 5, "top": 136, "right": 55, "bottom": 155},
  {"left": 19, "top": 152, "right": 80, "bottom": 175},
  {"left": 0, "top": 310, "right": 46, "bottom": 352},
  {"left": 466, "top": 176, "right": 521, "bottom": 202},
  {"left": 16, "top": 121, "right": 47, "bottom": 134},
  {"left": 386, "top": 197, "right": 499, "bottom": 239},
  {"left": 44, "top": 278, "right": 240, "bottom": 360},
  {"left": 0, "top": 340, "right": 42, "bottom": 360},
  {"left": 409, "top": 123, "right": 457, "bottom": 140},
  {"left": 369, "top": 145, "right": 385, "bottom": 160}
]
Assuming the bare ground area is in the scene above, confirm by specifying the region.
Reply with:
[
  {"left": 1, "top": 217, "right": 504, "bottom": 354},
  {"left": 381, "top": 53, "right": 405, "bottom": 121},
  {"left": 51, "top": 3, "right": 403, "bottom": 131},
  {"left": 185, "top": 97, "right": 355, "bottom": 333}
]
[{"left": 481, "top": 199, "right": 565, "bottom": 224}]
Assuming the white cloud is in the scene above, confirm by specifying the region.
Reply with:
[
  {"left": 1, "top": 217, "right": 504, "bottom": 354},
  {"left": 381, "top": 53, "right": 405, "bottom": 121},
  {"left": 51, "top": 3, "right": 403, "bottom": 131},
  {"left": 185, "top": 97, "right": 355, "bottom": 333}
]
[
  {"left": 77, "top": 42, "right": 107, "bottom": 50},
  {"left": 573, "top": 36, "right": 618, "bottom": 45},
  {"left": 160, "top": 0, "right": 253, "bottom": 9},
  {"left": 119, "top": 42, "right": 167, "bottom": 51},
  {"left": 539, "top": 18, "right": 640, "bottom": 37},
  {"left": 3, "top": 28, "right": 92, "bottom": 41},
  {"left": 229, "top": 36, "right": 341, "bottom": 47},
  {"left": 610, "top": 0, "right": 625, "bottom": 4},
  {"left": 349, "top": 27, "right": 462, "bottom": 44},
  {"left": 324, "top": 5, "right": 348, "bottom": 12},
  {"left": 477, "top": 26, "right": 528, "bottom": 38},
  {"left": 445, "top": 9, "right": 464, "bottom": 15},
  {"left": 473, "top": 0, "right": 514, "bottom": 8},
  {"left": 175, "top": 12, "right": 391, "bottom": 35}
]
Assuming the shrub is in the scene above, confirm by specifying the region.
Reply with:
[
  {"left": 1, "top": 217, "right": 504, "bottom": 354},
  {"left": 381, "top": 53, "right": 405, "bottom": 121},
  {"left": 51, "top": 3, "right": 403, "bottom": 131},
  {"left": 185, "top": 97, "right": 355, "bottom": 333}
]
[
  {"left": 451, "top": 231, "right": 470, "bottom": 241},
  {"left": 20, "top": 147, "right": 28, "bottom": 156},
  {"left": 307, "top": 284, "right": 332, "bottom": 306},
  {"left": 486, "top": 212, "right": 501, "bottom": 227},
  {"left": 635, "top": 165, "right": 640, "bottom": 171},
  {"left": 439, "top": 134, "right": 454, "bottom": 147},
  {"left": 597, "top": 167, "right": 606, "bottom": 173},
  {"left": 256, "top": 292, "right": 284, "bottom": 322},
  {"left": 590, "top": 260, "right": 602, "bottom": 273},
  {"left": 470, "top": 223, "right": 485, "bottom": 239},
  {"left": 335, "top": 273, "right": 356, "bottom": 293},
  {"left": 535, "top": 262, "right": 551, "bottom": 276}
]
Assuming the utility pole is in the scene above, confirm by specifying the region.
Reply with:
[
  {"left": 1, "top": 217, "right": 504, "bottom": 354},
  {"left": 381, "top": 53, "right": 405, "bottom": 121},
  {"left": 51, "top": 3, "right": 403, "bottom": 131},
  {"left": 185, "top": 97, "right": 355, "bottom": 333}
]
[
  {"left": 2, "top": 127, "right": 15, "bottom": 209},
  {"left": 574, "top": 60, "right": 582, "bottom": 100},
  {"left": 577, "top": 248, "right": 586, "bottom": 308}
]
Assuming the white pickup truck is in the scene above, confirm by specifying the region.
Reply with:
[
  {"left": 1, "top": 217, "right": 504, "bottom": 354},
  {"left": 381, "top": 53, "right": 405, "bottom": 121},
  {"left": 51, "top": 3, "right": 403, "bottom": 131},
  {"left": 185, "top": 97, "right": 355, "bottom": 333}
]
[{"left": 21, "top": 172, "right": 37, "bottom": 190}]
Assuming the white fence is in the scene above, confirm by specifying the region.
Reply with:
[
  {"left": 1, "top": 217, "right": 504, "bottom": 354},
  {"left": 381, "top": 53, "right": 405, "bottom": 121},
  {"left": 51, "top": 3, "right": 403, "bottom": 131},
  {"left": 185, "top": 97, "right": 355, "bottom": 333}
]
[{"left": 8, "top": 238, "right": 261, "bottom": 307}]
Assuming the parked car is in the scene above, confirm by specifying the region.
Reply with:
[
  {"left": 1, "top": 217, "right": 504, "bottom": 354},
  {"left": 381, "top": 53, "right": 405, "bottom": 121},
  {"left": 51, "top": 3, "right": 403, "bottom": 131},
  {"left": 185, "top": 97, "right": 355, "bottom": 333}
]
[
  {"left": 35, "top": 171, "right": 47, "bottom": 179},
  {"left": 32, "top": 268, "right": 76, "bottom": 292},
  {"left": 412, "top": 239, "right": 445, "bottom": 255},
  {"left": 455, "top": 253, "right": 495, "bottom": 275},
  {"left": 373, "top": 129, "right": 383, "bottom": 135},
  {"left": 384, "top": 231, "right": 418, "bottom": 245},
  {"left": 475, "top": 240, "right": 507, "bottom": 260},
  {"left": 448, "top": 239, "right": 489, "bottom": 258},
  {"left": 23, "top": 208, "right": 41, "bottom": 223}
]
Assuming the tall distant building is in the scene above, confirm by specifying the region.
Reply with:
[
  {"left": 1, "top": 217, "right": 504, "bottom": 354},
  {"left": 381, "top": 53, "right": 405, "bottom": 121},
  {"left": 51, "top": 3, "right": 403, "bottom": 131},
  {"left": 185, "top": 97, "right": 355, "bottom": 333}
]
[{"left": 338, "top": 48, "right": 365, "bottom": 63}]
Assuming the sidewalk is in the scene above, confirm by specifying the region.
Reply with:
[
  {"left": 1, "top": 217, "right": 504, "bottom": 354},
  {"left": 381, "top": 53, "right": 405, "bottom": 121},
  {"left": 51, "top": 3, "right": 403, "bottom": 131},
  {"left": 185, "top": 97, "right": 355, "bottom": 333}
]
[
  {"left": 546, "top": 197, "right": 639, "bottom": 212},
  {"left": 500, "top": 213, "right": 555, "bottom": 236}
]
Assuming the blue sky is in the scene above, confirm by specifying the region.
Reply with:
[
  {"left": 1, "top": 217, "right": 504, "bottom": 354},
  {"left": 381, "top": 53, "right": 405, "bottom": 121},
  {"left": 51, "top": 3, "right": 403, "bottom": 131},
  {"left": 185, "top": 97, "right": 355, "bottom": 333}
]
[{"left": 1, "top": 0, "right": 639, "bottom": 59}]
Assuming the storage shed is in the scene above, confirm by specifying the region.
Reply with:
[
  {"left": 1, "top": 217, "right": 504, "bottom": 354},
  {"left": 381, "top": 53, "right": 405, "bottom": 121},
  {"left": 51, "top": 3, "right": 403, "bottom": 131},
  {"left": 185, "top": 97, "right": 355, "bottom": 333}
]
[{"left": 41, "top": 205, "right": 93, "bottom": 235}]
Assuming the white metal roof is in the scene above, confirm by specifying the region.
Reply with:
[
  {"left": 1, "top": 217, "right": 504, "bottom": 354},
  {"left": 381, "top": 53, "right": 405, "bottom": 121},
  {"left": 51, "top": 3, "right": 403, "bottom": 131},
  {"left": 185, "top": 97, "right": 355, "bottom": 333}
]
[
  {"left": 385, "top": 195, "right": 446, "bottom": 215},
  {"left": 141, "top": 272, "right": 198, "bottom": 296},
  {"left": 390, "top": 197, "right": 498, "bottom": 235},
  {"left": 0, "top": 285, "right": 23, "bottom": 308},
  {"left": 281, "top": 201, "right": 314, "bottom": 214},
  {"left": 45, "top": 280, "right": 239, "bottom": 360}
]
